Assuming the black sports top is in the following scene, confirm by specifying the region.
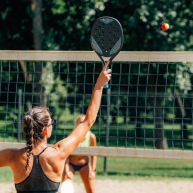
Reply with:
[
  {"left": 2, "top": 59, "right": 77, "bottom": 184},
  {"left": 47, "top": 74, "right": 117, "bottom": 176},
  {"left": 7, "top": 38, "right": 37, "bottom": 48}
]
[{"left": 15, "top": 147, "right": 60, "bottom": 193}]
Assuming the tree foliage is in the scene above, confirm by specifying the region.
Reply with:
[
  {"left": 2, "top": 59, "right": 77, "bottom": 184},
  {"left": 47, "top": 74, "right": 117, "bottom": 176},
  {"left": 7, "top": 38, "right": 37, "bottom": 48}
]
[
  {"left": 1, "top": 0, "right": 193, "bottom": 148},
  {"left": 1, "top": 0, "right": 193, "bottom": 51}
]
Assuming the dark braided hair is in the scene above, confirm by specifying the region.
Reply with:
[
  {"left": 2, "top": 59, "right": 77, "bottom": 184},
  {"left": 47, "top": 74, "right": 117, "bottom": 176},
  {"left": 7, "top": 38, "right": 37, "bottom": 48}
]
[{"left": 23, "top": 106, "right": 50, "bottom": 170}]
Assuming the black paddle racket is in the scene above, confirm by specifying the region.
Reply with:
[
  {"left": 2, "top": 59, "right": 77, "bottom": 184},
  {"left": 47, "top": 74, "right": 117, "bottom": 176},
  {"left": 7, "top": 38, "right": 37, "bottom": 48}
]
[{"left": 91, "top": 16, "right": 124, "bottom": 88}]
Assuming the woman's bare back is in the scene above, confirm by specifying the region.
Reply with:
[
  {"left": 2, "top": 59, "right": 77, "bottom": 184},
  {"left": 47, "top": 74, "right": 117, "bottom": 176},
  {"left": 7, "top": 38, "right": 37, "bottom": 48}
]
[{"left": 11, "top": 146, "right": 65, "bottom": 184}]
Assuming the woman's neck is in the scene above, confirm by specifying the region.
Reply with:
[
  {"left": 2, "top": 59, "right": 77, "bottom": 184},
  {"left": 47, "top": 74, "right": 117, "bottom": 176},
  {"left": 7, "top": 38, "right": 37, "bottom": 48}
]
[{"left": 32, "top": 138, "right": 48, "bottom": 152}]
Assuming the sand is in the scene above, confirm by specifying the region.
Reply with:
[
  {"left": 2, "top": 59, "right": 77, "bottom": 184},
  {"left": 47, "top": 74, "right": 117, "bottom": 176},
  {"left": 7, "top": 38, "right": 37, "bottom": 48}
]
[{"left": 1, "top": 180, "right": 193, "bottom": 193}]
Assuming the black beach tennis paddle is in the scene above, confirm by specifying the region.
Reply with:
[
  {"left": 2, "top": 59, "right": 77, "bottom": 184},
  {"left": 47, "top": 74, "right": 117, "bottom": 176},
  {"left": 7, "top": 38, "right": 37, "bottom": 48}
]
[{"left": 91, "top": 16, "right": 124, "bottom": 88}]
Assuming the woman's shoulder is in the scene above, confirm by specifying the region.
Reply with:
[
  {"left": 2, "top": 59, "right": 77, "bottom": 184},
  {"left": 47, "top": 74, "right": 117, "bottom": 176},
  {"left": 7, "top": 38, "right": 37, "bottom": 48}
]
[
  {"left": 89, "top": 132, "right": 96, "bottom": 146},
  {"left": 5, "top": 147, "right": 26, "bottom": 155},
  {"left": 86, "top": 131, "right": 95, "bottom": 137},
  {"left": 12, "top": 148, "right": 27, "bottom": 159},
  {"left": 0, "top": 147, "right": 27, "bottom": 167},
  {"left": 90, "top": 132, "right": 96, "bottom": 138}
]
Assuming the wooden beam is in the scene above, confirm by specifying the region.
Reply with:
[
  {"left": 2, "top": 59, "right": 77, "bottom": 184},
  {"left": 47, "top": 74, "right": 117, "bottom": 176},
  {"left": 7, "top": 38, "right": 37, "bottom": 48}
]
[
  {"left": 0, "top": 51, "right": 193, "bottom": 62},
  {"left": 0, "top": 142, "right": 193, "bottom": 161}
]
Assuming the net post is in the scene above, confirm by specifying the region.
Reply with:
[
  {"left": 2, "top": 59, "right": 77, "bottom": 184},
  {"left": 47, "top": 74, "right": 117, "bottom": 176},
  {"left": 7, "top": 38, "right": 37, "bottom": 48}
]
[
  {"left": 104, "top": 88, "right": 110, "bottom": 175},
  {"left": 18, "top": 89, "right": 22, "bottom": 142}
]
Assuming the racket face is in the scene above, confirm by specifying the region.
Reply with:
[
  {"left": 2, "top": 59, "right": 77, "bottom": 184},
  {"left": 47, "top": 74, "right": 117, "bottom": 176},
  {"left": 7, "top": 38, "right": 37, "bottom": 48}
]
[{"left": 91, "top": 16, "right": 124, "bottom": 58}]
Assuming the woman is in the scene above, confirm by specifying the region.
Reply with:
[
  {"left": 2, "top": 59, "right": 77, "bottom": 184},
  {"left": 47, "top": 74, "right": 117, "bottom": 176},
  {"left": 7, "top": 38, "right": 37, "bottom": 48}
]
[
  {"left": 0, "top": 61, "right": 111, "bottom": 193},
  {"left": 62, "top": 114, "right": 97, "bottom": 193}
]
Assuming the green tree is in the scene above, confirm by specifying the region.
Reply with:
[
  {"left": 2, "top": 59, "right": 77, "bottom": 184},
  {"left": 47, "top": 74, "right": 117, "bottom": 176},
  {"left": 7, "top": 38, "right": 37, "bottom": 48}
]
[{"left": 1, "top": 0, "right": 193, "bottom": 149}]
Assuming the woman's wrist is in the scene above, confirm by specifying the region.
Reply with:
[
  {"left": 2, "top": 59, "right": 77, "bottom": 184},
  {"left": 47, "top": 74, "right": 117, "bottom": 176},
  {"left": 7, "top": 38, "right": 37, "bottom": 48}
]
[
  {"left": 94, "top": 84, "right": 103, "bottom": 91},
  {"left": 92, "top": 168, "right": 96, "bottom": 172}
]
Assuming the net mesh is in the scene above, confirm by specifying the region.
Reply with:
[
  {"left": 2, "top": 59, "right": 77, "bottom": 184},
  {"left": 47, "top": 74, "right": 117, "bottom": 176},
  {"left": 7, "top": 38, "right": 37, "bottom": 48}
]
[{"left": 1, "top": 51, "right": 193, "bottom": 161}]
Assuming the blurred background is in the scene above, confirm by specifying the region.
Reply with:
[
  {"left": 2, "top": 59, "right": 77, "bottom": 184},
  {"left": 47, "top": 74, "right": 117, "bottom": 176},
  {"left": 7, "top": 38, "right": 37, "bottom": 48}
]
[
  {"left": 1, "top": 1, "right": 193, "bottom": 192},
  {"left": 1, "top": 0, "right": 193, "bottom": 51}
]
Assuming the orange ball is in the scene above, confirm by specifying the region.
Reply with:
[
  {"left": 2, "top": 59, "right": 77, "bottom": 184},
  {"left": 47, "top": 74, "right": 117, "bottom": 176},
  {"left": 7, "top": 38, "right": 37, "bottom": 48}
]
[{"left": 161, "top": 23, "right": 169, "bottom": 31}]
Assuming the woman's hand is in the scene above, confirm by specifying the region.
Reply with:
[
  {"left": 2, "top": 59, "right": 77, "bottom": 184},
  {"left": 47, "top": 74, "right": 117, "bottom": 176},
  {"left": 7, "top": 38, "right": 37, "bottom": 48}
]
[
  {"left": 66, "top": 170, "right": 73, "bottom": 180},
  {"left": 89, "top": 170, "right": 96, "bottom": 179},
  {"left": 63, "top": 157, "right": 74, "bottom": 180},
  {"left": 95, "top": 61, "right": 111, "bottom": 88}
]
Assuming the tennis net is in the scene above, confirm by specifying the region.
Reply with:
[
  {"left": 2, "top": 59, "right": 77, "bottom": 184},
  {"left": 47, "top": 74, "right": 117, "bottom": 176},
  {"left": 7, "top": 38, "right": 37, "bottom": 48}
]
[{"left": 1, "top": 51, "right": 193, "bottom": 161}]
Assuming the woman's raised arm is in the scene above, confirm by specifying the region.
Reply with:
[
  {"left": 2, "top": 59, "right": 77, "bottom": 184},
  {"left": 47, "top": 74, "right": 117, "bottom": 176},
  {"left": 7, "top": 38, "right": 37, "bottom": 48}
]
[{"left": 53, "top": 61, "right": 111, "bottom": 159}]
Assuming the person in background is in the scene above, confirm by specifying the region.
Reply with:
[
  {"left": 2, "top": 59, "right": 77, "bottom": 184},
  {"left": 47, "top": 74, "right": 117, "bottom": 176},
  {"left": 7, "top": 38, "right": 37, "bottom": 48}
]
[{"left": 62, "top": 114, "right": 97, "bottom": 193}]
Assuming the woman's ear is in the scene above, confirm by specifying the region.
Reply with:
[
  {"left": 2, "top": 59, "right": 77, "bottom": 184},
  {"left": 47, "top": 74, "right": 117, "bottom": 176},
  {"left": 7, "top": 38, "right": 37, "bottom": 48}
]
[{"left": 44, "top": 128, "right": 47, "bottom": 135}]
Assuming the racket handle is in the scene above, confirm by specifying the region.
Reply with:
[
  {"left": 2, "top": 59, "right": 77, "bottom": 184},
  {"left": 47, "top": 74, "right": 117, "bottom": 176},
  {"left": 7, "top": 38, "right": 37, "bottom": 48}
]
[
  {"left": 104, "top": 68, "right": 109, "bottom": 88},
  {"left": 104, "top": 83, "right": 109, "bottom": 88}
]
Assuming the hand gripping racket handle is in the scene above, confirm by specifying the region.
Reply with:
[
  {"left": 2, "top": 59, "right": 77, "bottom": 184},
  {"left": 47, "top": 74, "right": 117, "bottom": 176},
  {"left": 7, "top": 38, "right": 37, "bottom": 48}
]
[
  {"left": 104, "top": 68, "right": 109, "bottom": 88},
  {"left": 100, "top": 56, "right": 111, "bottom": 89}
]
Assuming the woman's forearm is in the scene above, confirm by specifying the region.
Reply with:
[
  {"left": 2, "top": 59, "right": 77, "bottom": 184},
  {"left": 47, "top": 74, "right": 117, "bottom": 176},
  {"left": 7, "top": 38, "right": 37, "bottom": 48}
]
[
  {"left": 54, "top": 62, "right": 111, "bottom": 158},
  {"left": 67, "top": 62, "right": 111, "bottom": 141},
  {"left": 85, "top": 61, "right": 110, "bottom": 127},
  {"left": 91, "top": 155, "right": 97, "bottom": 170},
  {"left": 85, "top": 86, "right": 103, "bottom": 127}
]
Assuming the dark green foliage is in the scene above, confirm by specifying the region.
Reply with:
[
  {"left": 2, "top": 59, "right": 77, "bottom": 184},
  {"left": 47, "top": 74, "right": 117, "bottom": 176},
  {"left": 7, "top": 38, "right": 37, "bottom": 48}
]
[
  {"left": 0, "top": 0, "right": 33, "bottom": 50},
  {"left": 1, "top": 0, "right": 193, "bottom": 51},
  {"left": 1, "top": 0, "right": 193, "bottom": 148}
]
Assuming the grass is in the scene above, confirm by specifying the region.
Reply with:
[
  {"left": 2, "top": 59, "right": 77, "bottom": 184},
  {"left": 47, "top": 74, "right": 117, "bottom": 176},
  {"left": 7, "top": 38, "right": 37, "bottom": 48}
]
[
  {"left": 1, "top": 157, "right": 193, "bottom": 183},
  {"left": 0, "top": 167, "right": 14, "bottom": 183},
  {"left": 96, "top": 157, "right": 193, "bottom": 179},
  {"left": 1, "top": 105, "right": 193, "bottom": 150}
]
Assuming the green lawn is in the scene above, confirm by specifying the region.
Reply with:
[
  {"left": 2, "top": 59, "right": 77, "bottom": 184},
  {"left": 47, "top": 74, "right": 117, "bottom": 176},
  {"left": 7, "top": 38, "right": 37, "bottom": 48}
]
[
  {"left": 1, "top": 105, "right": 192, "bottom": 149},
  {"left": 1, "top": 157, "right": 193, "bottom": 183},
  {"left": 1, "top": 119, "right": 193, "bottom": 150},
  {"left": 96, "top": 156, "right": 193, "bottom": 179},
  {"left": 0, "top": 167, "right": 14, "bottom": 183}
]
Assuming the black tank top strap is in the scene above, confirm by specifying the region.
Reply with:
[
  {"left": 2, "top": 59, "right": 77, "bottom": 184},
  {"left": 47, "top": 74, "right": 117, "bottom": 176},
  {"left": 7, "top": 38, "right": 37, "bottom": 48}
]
[{"left": 38, "top": 147, "right": 48, "bottom": 156}]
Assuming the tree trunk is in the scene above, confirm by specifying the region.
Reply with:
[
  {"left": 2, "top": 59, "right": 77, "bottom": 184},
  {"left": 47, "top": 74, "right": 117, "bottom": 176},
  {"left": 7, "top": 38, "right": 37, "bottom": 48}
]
[
  {"left": 19, "top": 61, "right": 32, "bottom": 110},
  {"left": 111, "top": 108, "right": 117, "bottom": 124},
  {"left": 0, "top": 65, "right": 1, "bottom": 101},
  {"left": 135, "top": 107, "right": 142, "bottom": 138},
  {"left": 175, "top": 89, "right": 188, "bottom": 140},
  {"left": 149, "top": 65, "right": 168, "bottom": 149},
  {"left": 31, "top": 0, "right": 46, "bottom": 106},
  {"left": 154, "top": 97, "right": 168, "bottom": 149},
  {"left": 31, "top": 0, "right": 42, "bottom": 50}
]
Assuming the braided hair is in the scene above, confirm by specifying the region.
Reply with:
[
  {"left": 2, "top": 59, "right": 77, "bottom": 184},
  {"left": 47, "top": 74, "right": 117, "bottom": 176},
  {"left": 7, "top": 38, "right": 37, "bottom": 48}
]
[{"left": 23, "top": 106, "right": 50, "bottom": 170}]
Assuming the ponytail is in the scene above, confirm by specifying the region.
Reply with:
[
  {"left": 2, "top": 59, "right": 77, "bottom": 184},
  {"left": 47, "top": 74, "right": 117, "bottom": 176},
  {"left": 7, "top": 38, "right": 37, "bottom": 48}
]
[
  {"left": 23, "top": 114, "right": 34, "bottom": 170},
  {"left": 23, "top": 107, "right": 50, "bottom": 170}
]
